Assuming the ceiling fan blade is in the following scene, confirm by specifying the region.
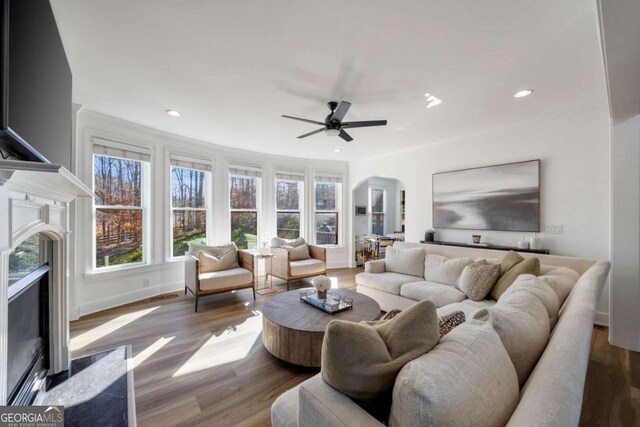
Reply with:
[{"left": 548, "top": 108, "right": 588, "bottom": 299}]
[
  {"left": 339, "top": 129, "right": 353, "bottom": 142},
  {"left": 282, "top": 115, "right": 325, "bottom": 125},
  {"left": 297, "top": 128, "right": 325, "bottom": 139},
  {"left": 330, "top": 101, "right": 352, "bottom": 122},
  {"left": 342, "top": 120, "right": 387, "bottom": 128}
]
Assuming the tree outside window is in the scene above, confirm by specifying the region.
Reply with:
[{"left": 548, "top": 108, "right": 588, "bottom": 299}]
[
  {"left": 230, "top": 174, "right": 259, "bottom": 249},
  {"left": 171, "top": 166, "right": 207, "bottom": 257},
  {"left": 276, "top": 179, "right": 303, "bottom": 239},
  {"left": 315, "top": 182, "right": 340, "bottom": 245},
  {"left": 94, "top": 155, "right": 144, "bottom": 268}
]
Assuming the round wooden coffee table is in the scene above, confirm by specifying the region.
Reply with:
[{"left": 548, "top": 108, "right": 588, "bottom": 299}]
[{"left": 262, "top": 288, "right": 381, "bottom": 367}]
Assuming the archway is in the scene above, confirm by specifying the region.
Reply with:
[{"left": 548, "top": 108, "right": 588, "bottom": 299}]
[{"left": 351, "top": 176, "right": 405, "bottom": 266}]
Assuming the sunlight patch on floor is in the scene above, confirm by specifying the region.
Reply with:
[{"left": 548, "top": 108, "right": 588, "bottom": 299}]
[
  {"left": 330, "top": 277, "right": 339, "bottom": 288},
  {"left": 132, "top": 336, "right": 175, "bottom": 369},
  {"left": 173, "top": 311, "right": 262, "bottom": 377},
  {"left": 71, "top": 306, "right": 159, "bottom": 351}
]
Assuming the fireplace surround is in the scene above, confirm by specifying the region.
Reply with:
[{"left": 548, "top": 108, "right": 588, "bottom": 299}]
[{"left": 0, "top": 160, "right": 91, "bottom": 404}]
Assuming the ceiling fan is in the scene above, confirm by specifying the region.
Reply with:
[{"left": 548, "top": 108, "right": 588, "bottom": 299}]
[{"left": 282, "top": 101, "right": 387, "bottom": 142}]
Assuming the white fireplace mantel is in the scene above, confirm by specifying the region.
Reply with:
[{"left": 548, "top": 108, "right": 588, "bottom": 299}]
[{"left": 0, "top": 159, "right": 92, "bottom": 404}]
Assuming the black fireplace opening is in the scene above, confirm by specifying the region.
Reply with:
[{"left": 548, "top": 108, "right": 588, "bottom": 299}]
[{"left": 7, "top": 235, "right": 52, "bottom": 406}]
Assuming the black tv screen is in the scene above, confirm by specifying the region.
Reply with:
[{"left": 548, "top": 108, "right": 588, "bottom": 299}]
[{"left": 1, "top": 0, "right": 72, "bottom": 169}]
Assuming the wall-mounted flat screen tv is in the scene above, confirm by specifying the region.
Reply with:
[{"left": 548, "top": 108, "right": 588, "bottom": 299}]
[
  {"left": 432, "top": 160, "right": 540, "bottom": 232},
  {"left": 0, "top": 0, "right": 72, "bottom": 169}
]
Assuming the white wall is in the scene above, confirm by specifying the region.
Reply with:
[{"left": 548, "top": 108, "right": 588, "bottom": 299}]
[
  {"left": 71, "top": 109, "right": 349, "bottom": 318},
  {"left": 349, "top": 108, "right": 611, "bottom": 321},
  {"left": 610, "top": 114, "right": 640, "bottom": 350}
]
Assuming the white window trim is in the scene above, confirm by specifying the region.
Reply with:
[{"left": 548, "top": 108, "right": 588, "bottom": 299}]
[
  {"left": 313, "top": 180, "right": 342, "bottom": 247},
  {"left": 92, "top": 153, "right": 150, "bottom": 272},
  {"left": 275, "top": 177, "right": 305, "bottom": 240},
  {"left": 169, "top": 165, "right": 212, "bottom": 260},
  {"left": 229, "top": 171, "right": 262, "bottom": 250},
  {"left": 368, "top": 187, "right": 386, "bottom": 236}
]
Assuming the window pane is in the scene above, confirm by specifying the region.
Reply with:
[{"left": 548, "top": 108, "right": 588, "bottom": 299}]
[
  {"left": 173, "top": 210, "right": 206, "bottom": 257},
  {"left": 316, "top": 213, "right": 338, "bottom": 245},
  {"left": 172, "top": 167, "right": 206, "bottom": 208},
  {"left": 277, "top": 212, "right": 300, "bottom": 239},
  {"left": 96, "top": 209, "right": 143, "bottom": 267},
  {"left": 315, "top": 183, "right": 336, "bottom": 210},
  {"left": 8, "top": 234, "right": 42, "bottom": 285},
  {"left": 371, "top": 189, "right": 384, "bottom": 213},
  {"left": 372, "top": 213, "right": 384, "bottom": 235},
  {"left": 231, "top": 211, "right": 258, "bottom": 249},
  {"left": 276, "top": 180, "right": 300, "bottom": 210},
  {"left": 230, "top": 175, "right": 257, "bottom": 210},
  {"left": 94, "top": 155, "right": 142, "bottom": 206}
]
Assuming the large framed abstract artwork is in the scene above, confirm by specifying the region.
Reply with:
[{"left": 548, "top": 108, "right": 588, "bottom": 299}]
[{"left": 432, "top": 160, "right": 540, "bottom": 232}]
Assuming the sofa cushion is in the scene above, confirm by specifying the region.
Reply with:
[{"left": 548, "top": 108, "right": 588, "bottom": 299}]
[
  {"left": 539, "top": 266, "right": 580, "bottom": 306},
  {"left": 389, "top": 319, "right": 519, "bottom": 427},
  {"left": 424, "top": 254, "right": 473, "bottom": 286},
  {"left": 473, "top": 289, "right": 550, "bottom": 387},
  {"left": 501, "top": 274, "right": 560, "bottom": 329},
  {"left": 436, "top": 299, "right": 496, "bottom": 319},
  {"left": 282, "top": 243, "right": 310, "bottom": 261},
  {"left": 270, "top": 237, "right": 306, "bottom": 248},
  {"left": 289, "top": 258, "right": 325, "bottom": 277},
  {"left": 199, "top": 267, "right": 253, "bottom": 291},
  {"left": 400, "top": 281, "right": 467, "bottom": 307},
  {"left": 499, "top": 250, "right": 525, "bottom": 275},
  {"left": 491, "top": 256, "right": 541, "bottom": 300},
  {"left": 194, "top": 242, "right": 239, "bottom": 272},
  {"left": 384, "top": 246, "right": 426, "bottom": 278},
  {"left": 458, "top": 260, "right": 500, "bottom": 301},
  {"left": 356, "top": 272, "right": 423, "bottom": 295},
  {"left": 271, "top": 384, "right": 299, "bottom": 427},
  {"left": 321, "top": 300, "right": 440, "bottom": 420}
]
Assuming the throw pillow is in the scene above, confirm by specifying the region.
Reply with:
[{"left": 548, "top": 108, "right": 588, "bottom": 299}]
[
  {"left": 424, "top": 254, "right": 474, "bottom": 286},
  {"left": 281, "top": 244, "right": 310, "bottom": 261},
  {"left": 538, "top": 266, "right": 580, "bottom": 306},
  {"left": 499, "top": 250, "right": 525, "bottom": 275},
  {"left": 491, "top": 257, "right": 541, "bottom": 300},
  {"left": 321, "top": 300, "right": 439, "bottom": 418},
  {"left": 270, "top": 237, "right": 306, "bottom": 248},
  {"left": 473, "top": 289, "right": 550, "bottom": 386},
  {"left": 384, "top": 246, "right": 426, "bottom": 277},
  {"left": 458, "top": 260, "right": 501, "bottom": 301},
  {"left": 501, "top": 274, "right": 560, "bottom": 328},
  {"left": 381, "top": 309, "right": 402, "bottom": 320},
  {"left": 439, "top": 310, "right": 465, "bottom": 336},
  {"left": 197, "top": 243, "right": 239, "bottom": 272}
]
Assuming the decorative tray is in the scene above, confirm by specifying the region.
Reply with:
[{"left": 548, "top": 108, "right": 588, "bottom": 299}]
[{"left": 299, "top": 290, "right": 353, "bottom": 314}]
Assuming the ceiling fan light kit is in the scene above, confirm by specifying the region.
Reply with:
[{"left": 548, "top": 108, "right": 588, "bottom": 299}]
[{"left": 282, "top": 100, "right": 387, "bottom": 142}]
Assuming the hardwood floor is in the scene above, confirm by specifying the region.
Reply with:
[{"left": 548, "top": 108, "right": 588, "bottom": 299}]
[{"left": 70, "top": 268, "right": 639, "bottom": 427}]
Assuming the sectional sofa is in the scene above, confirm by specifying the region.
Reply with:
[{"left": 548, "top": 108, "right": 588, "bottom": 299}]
[{"left": 271, "top": 242, "right": 610, "bottom": 426}]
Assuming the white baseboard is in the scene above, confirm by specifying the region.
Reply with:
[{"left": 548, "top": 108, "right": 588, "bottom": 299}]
[
  {"left": 77, "top": 281, "right": 184, "bottom": 318},
  {"left": 594, "top": 310, "right": 609, "bottom": 326}
]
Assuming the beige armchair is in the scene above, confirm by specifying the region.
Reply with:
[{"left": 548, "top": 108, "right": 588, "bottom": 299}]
[
  {"left": 185, "top": 243, "right": 255, "bottom": 312},
  {"left": 266, "top": 244, "right": 327, "bottom": 291}
]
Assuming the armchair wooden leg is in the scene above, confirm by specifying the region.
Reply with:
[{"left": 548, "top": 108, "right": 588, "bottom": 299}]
[
  {"left": 252, "top": 286, "right": 256, "bottom": 300},
  {"left": 287, "top": 280, "right": 290, "bottom": 291},
  {"left": 195, "top": 295, "right": 199, "bottom": 312},
  {"left": 185, "top": 286, "right": 187, "bottom": 295}
]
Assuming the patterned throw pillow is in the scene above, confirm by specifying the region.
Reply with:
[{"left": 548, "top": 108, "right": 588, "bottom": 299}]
[
  {"left": 382, "top": 309, "right": 402, "bottom": 320},
  {"left": 459, "top": 260, "right": 501, "bottom": 301},
  {"left": 439, "top": 311, "right": 465, "bottom": 336}
]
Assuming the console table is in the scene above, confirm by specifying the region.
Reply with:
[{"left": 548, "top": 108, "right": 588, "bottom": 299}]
[{"left": 419, "top": 240, "right": 550, "bottom": 255}]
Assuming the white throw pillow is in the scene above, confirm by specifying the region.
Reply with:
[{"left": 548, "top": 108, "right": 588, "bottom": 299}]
[
  {"left": 424, "top": 254, "right": 473, "bottom": 286},
  {"left": 501, "top": 274, "right": 560, "bottom": 329},
  {"left": 538, "top": 267, "right": 580, "bottom": 306},
  {"left": 270, "top": 237, "right": 306, "bottom": 248},
  {"left": 384, "top": 246, "right": 426, "bottom": 278},
  {"left": 473, "top": 289, "right": 550, "bottom": 387},
  {"left": 389, "top": 319, "right": 519, "bottom": 427},
  {"left": 197, "top": 242, "right": 239, "bottom": 272},
  {"left": 282, "top": 244, "right": 310, "bottom": 261}
]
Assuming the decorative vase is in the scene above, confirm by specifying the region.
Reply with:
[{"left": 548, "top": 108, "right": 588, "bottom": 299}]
[
  {"left": 312, "top": 276, "right": 332, "bottom": 300},
  {"left": 259, "top": 241, "right": 270, "bottom": 256},
  {"left": 472, "top": 235, "right": 481, "bottom": 244},
  {"left": 529, "top": 235, "right": 542, "bottom": 250},
  {"left": 425, "top": 233, "right": 435, "bottom": 242}
]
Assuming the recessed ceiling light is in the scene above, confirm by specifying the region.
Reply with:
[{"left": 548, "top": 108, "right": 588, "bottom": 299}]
[
  {"left": 333, "top": 148, "right": 341, "bottom": 152},
  {"left": 395, "top": 126, "right": 405, "bottom": 131},
  {"left": 424, "top": 92, "right": 443, "bottom": 108},
  {"left": 514, "top": 89, "right": 533, "bottom": 98},
  {"left": 165, "top": 109, "right": 181, "bottom": 117}
]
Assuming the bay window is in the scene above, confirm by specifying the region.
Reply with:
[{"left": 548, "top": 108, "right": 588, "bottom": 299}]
[
  {"left": 229, "top": 167, "right": 261, "bottom": 249},
  {"left": 275, "top": 172, "right": 304, "bottom": 239},
  {"left": 170, "top": 157, "right": 211, "bottom": 257},
  {"left": 314, "top": 175, "right": 342, "bottom": 246},
  {"left": 93, "top": 143, "right": 149, "bottom": 269},
  {"left": 370, "top": 188, "right": 385, "bottom": 235}
]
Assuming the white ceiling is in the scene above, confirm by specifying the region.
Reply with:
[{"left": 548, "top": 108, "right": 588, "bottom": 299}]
[{"left": 51, "top": 0, "right": 608, "bottom": 161}]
